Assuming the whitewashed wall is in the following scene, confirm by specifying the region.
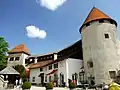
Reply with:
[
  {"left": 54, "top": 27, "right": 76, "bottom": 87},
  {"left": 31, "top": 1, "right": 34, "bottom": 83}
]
[
  {"left": 30, "top": 68, "right": 41, "bottom": 84},
  {"left": 81, "top": 20, "right": 119, "bottom": 84},
  {"left": 67, "top": 58, "right": 83, "bottom": 79},
  {"left": 57, "top": 60, "right": 67, "bottom": 86}
]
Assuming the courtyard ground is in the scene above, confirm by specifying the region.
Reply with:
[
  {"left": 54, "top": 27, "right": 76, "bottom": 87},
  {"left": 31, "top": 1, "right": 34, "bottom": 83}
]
[
  {"left": 2, "top": 86, "right": 98, "bottom": 90},
  {"left": 14, "top": 86, "right": 97, "bottom": 90}
]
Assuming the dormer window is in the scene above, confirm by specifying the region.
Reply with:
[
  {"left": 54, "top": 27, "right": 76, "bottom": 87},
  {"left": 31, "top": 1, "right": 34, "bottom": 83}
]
[{"left": 15, "top": 57, "right": 19, "bottom": 61}]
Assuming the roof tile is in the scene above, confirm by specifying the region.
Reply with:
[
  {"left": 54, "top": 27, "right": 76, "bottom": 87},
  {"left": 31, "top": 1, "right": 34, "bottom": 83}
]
[{"left": 8, "top": 44, "right": 30, "bottom": 55}]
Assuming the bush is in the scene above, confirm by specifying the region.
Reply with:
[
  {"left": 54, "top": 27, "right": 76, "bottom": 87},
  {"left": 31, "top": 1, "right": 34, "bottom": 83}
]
[
  {"left": 22, "top": 81, "right": 31, "bottom": 89},
  {"left": 69, "top": 82, "right": 76, "bottom": 89},
  {"left": 45, "top": 82, "right": 53, "bottom": 89}
]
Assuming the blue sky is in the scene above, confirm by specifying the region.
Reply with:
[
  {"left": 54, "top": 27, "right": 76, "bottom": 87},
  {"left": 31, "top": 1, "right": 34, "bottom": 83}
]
[{"left": 0, "top": 0, "right": 120, "bottom": 54}]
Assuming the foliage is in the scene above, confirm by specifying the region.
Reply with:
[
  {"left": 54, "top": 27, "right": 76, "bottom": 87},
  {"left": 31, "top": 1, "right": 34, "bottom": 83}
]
[
  {"left": 22, "top": 81, "right": 31, "bottom": 89},
  {"left": 45, "top": 82, "right": 53, "bottom": 89},
  {"left": 69, "top": 82, "right": 76, "bottom": 89},
  {"left": 0, "top": 37, "right": 9, "bottom": 71},
  {"left": 14, "top": 65, "right": 27, "bottom": 81}
]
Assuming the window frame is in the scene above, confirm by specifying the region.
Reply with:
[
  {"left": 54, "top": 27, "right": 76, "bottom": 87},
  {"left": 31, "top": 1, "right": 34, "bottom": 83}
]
[
  {"left": 32, "top": 77, "right": 35, "bottom": 82},
  {"left": 9, "top": 57, "right": 14, "bottom": 61},
  {"left": 87, "top": 61, "right": 93, "bottom": 68},
  {"left": 40, "top": 68, "right": 43, "bottom": 72},
  {"left": 15, "top": 57, "right": 19, "bottom": 61},
  {"left": 49, "top": 76, "right": 51, "bottom": 82},
  {"left": 104, "top": 33, "right": 109, "bottom": 39},
  {"left": 49, "top": 65, "right": 52, "bottom": 70},
  {"left": 54, "top": 63, "right": 58, "bottom": 69}
]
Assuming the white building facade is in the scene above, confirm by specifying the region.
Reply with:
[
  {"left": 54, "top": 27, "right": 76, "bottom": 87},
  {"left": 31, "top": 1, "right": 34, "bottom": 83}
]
[{"left": 30, "top": 58, "right": 83, "bottom": 86}]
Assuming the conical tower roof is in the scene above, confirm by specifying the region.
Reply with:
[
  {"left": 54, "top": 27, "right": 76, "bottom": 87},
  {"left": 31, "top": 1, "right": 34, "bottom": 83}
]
[
  {"left": 8, "top": 44, "right": 30, "bottom": 55},
  {"left": 80, "top": 7, "right": 117, "bottom": 33}
]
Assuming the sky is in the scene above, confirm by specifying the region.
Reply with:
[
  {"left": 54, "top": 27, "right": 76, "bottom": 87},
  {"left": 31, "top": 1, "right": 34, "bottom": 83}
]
[{"left": 0, "top": 0, "right": 120, "bottom": 55}]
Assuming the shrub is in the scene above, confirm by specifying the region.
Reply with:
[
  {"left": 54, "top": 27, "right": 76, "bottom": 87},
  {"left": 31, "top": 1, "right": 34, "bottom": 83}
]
[
  {"left": 69, "top": 82, "right": 76, "bottom": 89},
  {"left": 22, "top": 81, "right": 31, "bottom": 89},
  {"left": 45, "top": 82, "right": 53, "bottom": 89}
]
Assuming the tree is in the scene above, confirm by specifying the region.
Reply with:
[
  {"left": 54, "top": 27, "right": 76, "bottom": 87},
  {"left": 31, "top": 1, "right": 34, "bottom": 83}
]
[
  {"left": 14, "top": 65, "right": 27, "bottom": 82},
  {"left": 0, "top": 37, "right": 9, "bottom": 71}
]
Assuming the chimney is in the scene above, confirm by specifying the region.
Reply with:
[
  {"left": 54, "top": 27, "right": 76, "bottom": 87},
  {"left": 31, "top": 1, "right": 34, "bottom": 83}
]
[{"left": 54, "top": 53, "right": 57, "bottom": 60}]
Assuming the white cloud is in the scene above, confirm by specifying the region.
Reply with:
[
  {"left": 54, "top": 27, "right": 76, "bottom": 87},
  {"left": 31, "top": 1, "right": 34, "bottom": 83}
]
[
  {"left": 36, "top": 0, "right": 67, "bottom": 11},
  {"left": 25, "top": 25, "right": 47, "bottom": 39}
]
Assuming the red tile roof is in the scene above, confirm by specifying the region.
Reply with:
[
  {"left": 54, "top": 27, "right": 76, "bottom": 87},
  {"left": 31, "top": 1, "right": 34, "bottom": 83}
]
[
  {"left": 29, "top": 60, "right": 54, "bottom": 69},
  {"left": 8, "top": 44, "right": 30, "bottom": 55},
  {"left": 80, "top": 7, "right": 117, "bottom": 33}
]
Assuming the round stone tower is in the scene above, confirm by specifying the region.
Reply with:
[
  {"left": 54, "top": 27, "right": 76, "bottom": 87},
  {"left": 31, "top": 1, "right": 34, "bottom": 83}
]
[{"left": 80, "top": 7, "right": 119, "bottom": 84}]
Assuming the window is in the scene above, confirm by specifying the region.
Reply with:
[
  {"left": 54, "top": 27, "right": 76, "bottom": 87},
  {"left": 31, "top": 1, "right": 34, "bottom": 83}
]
[
  {"left": 32, "top": 77, "right": 35, "bottom": 82},
  {"left": 104, "top": 33, "right": 109, "bottom": 39},
  {"left": 86, "top": 23, "right": 90, "bottom": 27},
  {"left": 54, "top": 74, "right": 58, "bottom": 81},
  {"left": 45, "top": 75, "right": 47, "bottom": 82},
  {"left": 87, "top": 61, "right": 93, "bottom": 68},
  {"left": 99, "top": 20, "right": 104, "bottom": 23},
  {"left": 15, "top": 57, "right": 19, "bottom": 61},
  {"left": 54, "top": 63, "right": 58, "bottom": 69},
  {"left": 72, "top": 74, "right": 74, "bottom": 80},
  {"left": 49, "top": 76, "right": 51, "bottom": 82},
  {"left": 9, "top": 57, "right": 14, "bottom": 61},
  {"left": 109, "top": 71, "right": 116, "bottom": 79},
  {"left": 110, "top": 20, "right": 114, "bottom": 24},
  {"left": 40, "top": 68, "right": 43, "bottom": 71},
  {"left": 49, "top": 65, "right": 52, "bottom": 70}
]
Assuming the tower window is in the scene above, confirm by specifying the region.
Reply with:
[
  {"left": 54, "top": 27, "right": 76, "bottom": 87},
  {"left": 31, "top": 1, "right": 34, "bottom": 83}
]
[
  {"left": 110, "top": 20, "right": 114, "bottom": 24},
  {"left": 15, "top": 57, "right": 19, "bottom": 61},
  {"left": 86, "top": 23, "right": 90, "bottom": 27},
  {"left": 104, "top": 34, "right": 109, "bottom": 39},
  {"left": 9, "top": 57, "right": 14, "bottom": 61},
  {"left": 87, "top": 61, "right": 93, "bottom": 68},
  {"left": 99, "top": 20, "right": 104, "bottom": 23},
  {"left": 109, "top": 71, "right": 116, "bottom": 79}
]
